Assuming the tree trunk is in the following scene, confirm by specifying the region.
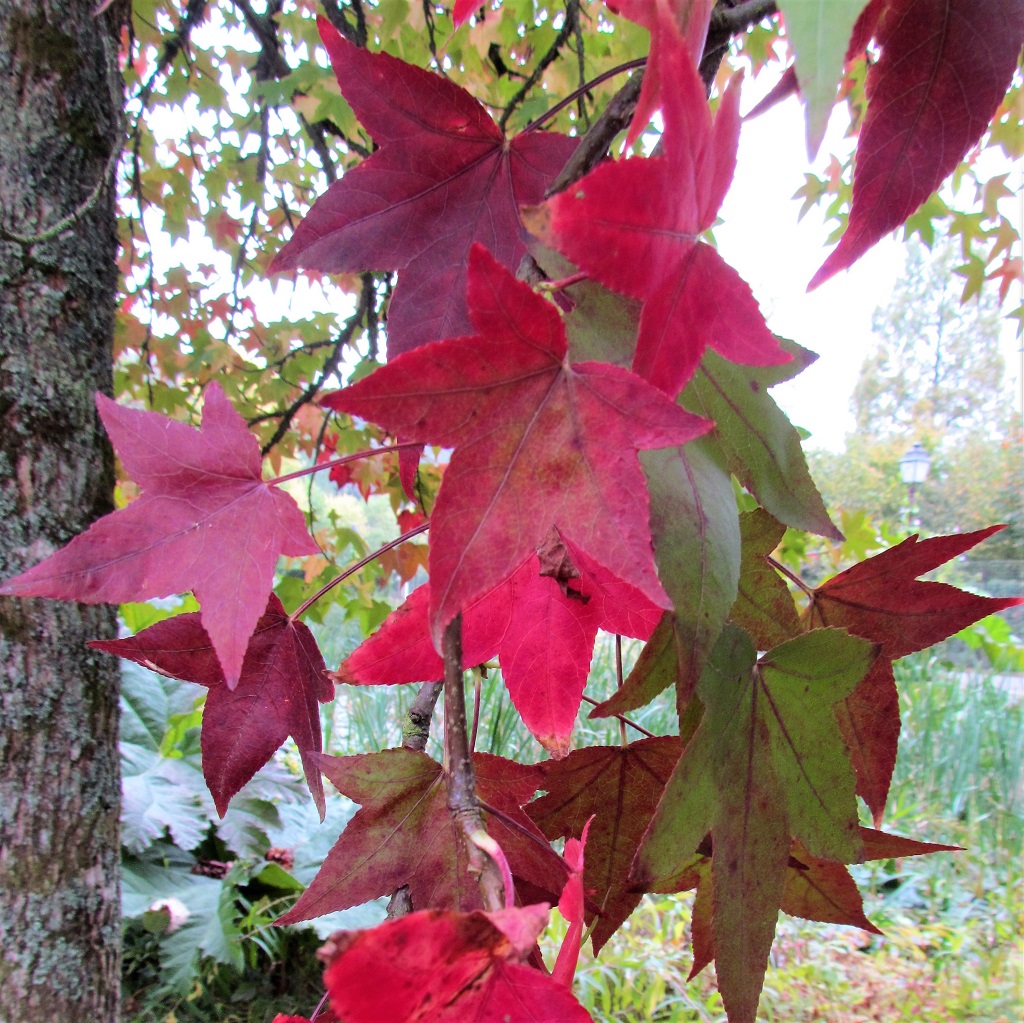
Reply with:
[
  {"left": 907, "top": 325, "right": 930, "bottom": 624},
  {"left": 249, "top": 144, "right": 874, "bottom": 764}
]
[{"left": 0, "top": 2, "right": 123, "bottom": 1021}]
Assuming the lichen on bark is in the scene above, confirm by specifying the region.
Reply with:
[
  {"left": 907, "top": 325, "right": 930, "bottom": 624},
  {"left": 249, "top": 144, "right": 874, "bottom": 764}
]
[{"left": 0, "top": 1, "right": 124, "bottom": 1020}]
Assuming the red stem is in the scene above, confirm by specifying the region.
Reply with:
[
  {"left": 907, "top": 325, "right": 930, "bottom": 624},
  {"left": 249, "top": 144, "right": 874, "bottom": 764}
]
[
  {"left": 767, "top": 555, "right": 813, "bottom": 596},
  {"left": 523, "top": 57, "right": 647, "bottom": 133},
  {"left": 267, "top": 441, "right": 422, "bottom": 486},
  {"left": 543, "top": 271, "right": 590, "bottom": 292},
  {"left": 288, "top": 521, "right": 430, "bottom": 622}
]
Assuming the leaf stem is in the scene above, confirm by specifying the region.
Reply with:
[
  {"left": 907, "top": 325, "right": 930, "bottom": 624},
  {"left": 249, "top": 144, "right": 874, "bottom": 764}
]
[
  {"left": 538, "top": 271, "right": 590, "bottom": 292},
  {"left": 522, "top": 57, "right": 647, "bottom": 135},
  {"left": 288, "top": 521, "right": 429, "bottom": 621},
  {"left": 443, "top": 615, "right": 507, "bottom": 911},
  {"left": 615, "top": 635, "right": 627, "bottom": 747},
  {"left": 767, "top": 555, "right": 813, "bottom": 597},
  {"left": 580, "top": 694, "right": 655, "bottom": 739},
  {"left": 268, "top": 441, "right": 421, "bottom": 486}
]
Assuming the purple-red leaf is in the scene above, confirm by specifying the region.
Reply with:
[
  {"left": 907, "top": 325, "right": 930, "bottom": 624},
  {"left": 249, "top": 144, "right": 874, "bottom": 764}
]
[
  {"left": 0, "top": 384, "right": 316, "bottom": 687},
  {"left": 810, "top": 0, "right": 1024, "bottom": 287},
  {"left": 326, "top": 246, "right": 709, "bottom": 647},
  {"left": 90, "top": 595, "right": 332, "bottom": 817},
  {"left": 271, "top": 19, "right": 576, "bottom": 355},
  {"left": 279, "top": 748, "right": 565, "bottom": 923}
]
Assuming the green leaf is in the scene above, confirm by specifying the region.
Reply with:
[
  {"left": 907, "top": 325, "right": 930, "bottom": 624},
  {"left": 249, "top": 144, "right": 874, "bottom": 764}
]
[
  {"left": 681, "top": 342, "right": 842, "bottom": 540},
  {"left": 777, "top": 0, "right": 871, "bottom": 156},
  {"left": 643, "top": 439, "right": 740, "bottom": 698},
  {"left": 731, "top": 508, "right": 800, "bottom": 649},
  {"left": 635, "top": 625, "right": 875, "bottom": 1023}
]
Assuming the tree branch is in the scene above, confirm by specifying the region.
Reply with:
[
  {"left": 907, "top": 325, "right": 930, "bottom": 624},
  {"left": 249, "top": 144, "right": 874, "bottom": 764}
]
[
  {"left": 257, "top": 287, "right": 370, "bottom": 454},
  {"left": 545, "top": 72, "right": 642, "bottom": 195},
  {"left": 442, "top": 615, "right": 506, "bottom": 912},
  {"left": 386, "top": 679, "right": 444, "bottom": 918},
  {"left": 402, "top": 681, "right": 443, "bottom": 753},
  {"left": 701, "top": 0, "right": 778, "bottom": 88},
  {"left": 499, "top": 0, "right": 579, "bottom": 131},
  {"left": 135, "top": 0, "right": 209, "bottom": 107}
]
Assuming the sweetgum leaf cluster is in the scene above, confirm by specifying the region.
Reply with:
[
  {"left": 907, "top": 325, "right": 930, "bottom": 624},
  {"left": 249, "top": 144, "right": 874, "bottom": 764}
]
[{"left": 3, "top": 3, "right": 1022, "bottom": 1022}]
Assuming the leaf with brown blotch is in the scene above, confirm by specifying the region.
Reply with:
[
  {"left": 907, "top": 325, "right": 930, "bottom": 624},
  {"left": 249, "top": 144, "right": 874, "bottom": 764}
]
[
  {"left": 278, "top": 749, "right": 566, "bottom": 924},
  {"left": 0, "top": 383, "right": 317, "bottom": 687},
  {"left": 635, "top": 626, "right": 876, "bottom": 1023},
  {"left": 326, "top": 245, "right": 709, "bottom": 649},
  {"left": 339, "top": 538, "right": 661, "bottom": 757},
  {"left": 270, "top": 19, "right": 576, "bottom": 356},
  {"left": 528, "top": 737, "right": 682, "bottom": 952},
  {"left": 810, "top": 0, "right": 1024, "bottom": 287},
  {"left": 319, "top": 904, "right": 593, "bottom": 1023},
  {"left": 90, "top": 594, "right": 332, "bottom": 818}
]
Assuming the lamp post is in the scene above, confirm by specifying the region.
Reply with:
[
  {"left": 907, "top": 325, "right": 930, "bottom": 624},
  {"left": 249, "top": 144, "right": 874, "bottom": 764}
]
[{"left": 899, "top": 441, "right": 931, "bottom": 529}]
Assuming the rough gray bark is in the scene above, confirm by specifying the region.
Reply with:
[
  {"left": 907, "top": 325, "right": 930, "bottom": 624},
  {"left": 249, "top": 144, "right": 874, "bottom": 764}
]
[{"left": 0, "top": 2, "right": 123, "bottom": 1021}]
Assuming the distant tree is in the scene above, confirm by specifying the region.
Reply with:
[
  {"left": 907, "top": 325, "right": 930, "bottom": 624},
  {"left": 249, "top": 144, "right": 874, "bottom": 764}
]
[
  {"left": 852, "top": 233, "right": 1013, "bottom": 443},
  {"left": 810, "top": 233, "right": 1021, "bottom": 548}
]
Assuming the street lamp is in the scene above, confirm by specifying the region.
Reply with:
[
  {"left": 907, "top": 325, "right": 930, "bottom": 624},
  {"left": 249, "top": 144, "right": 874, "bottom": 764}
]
[{"left": 899, "top": 441, "right": 931, "bottom": 528}]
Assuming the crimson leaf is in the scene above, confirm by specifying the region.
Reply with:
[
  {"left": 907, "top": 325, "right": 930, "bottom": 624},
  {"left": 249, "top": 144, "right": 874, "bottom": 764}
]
[{"left": 0, "top": 383, "right": 316, "bottom": 686}]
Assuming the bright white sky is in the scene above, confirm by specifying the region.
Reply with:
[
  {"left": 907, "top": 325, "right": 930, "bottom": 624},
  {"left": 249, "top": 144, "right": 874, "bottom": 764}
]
[{"left": 717, "top": 74, "right": 1022, "bottom": 453}]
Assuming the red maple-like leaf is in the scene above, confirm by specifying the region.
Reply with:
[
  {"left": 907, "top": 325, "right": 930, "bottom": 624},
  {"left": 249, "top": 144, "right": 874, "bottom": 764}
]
[
  {"left": 810, "top": 0, "right": 1024, "bottom": 288},
  {"left": 279, "top": 748, "right": 566, "bottom": 923},
  {"left": 90, "top": 594, "right": 332, "bottom": 817},
  {"left": 0, "top": 383, "right": 317, "bottom": 687},
  {"left": 338, "top": 535, "right": 661, "bottom": 757},
  {"left": 528, "top": 737, "right": 682, "bottom": 952},
  {"left": 326, "top": 245, "right": 709, "bottom": 647},
  {"left": 319, "top": 904, "right": 593, "bottom": 1022},
  {"left": 609, "top": 0, "right": 716, "bottom": 148},
  {"left": 524, "top": 37, "right": 788, "bottom": 397},
  {"left": 806, "top": 525, "right": 1023, "bottom": 822},
  {"left": 270, "top": 19, "right": 576, "bottom": 356}
]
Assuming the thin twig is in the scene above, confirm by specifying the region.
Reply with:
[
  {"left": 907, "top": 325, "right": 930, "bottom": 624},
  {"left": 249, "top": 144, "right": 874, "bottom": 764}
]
[
  {"left": 545, "top": 72, "right": 643, "bottom": 196},
  {"left": 615, "top": 635, "right": 627, "bottom": 747},
  {"left": 257, "top": 288, "right": 371, "bottom": 455},
  {"left": 767, "top": 555, "right": 813, "bottom": 596},
  {"left": 499, "top": 0, "right": 579, "bottom": 131},
  {"left": 268, "top": 442, "right": 423, "bottom": 485},
  {"left": 522, "top": 57, "right": 645, "bottom": 134}
]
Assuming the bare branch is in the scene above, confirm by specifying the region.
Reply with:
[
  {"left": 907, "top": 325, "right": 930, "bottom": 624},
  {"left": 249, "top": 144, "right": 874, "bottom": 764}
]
[{"left": 442, "top": 616, "right": 506, "bottom": 912}]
